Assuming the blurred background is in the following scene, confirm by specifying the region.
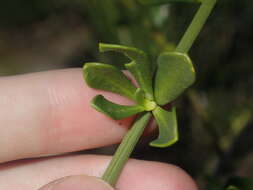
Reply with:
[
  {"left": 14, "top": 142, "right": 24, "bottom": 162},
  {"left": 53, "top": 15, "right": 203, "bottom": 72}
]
[{"left": 0, "top": 0, "right": 252, "bottom": 189}]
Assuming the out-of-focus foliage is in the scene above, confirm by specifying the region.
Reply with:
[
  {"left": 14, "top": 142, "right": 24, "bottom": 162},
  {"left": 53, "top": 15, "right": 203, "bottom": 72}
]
[{"left": 0, "top": 0, "right": 252, "bottom": 188}]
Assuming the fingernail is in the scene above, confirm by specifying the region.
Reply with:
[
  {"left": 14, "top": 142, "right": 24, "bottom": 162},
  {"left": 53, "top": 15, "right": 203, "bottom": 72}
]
[{"left": 39, "top": 175, "right": 114, "bottom": 190}]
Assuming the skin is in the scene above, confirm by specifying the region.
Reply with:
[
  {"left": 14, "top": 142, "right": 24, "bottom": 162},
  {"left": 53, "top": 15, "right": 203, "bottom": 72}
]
[{"left": 0, "top": 68, "right": 198, "bottom": 190}]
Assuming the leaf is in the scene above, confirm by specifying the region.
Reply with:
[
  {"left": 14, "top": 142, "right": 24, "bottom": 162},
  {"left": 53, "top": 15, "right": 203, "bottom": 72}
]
[
  {"left": 150, "top": 106, "right": 178, "bottom": 147},
  {"left": 83, "top": 63, "right": 137, "bottom": 100},
  {"left": 125, "top": 61, "right": 154, "bottom": 100},
  {"left": 138, "top": 0, "right": 201, "bottom": 5},
  {"left": 154, "top": 52, "right": 196, "bottom": 105},
  {"left": 134, "top": 88, "right": 146, "bottom": 105},
  {"left": 226, "top": 186, "right": 240, "bottom": 190},
  {"left": 99, "top": 43, "right": 147, "bottom": 62},
  {"left": 91, "top": 95, "right": 145, "bottom": 120},
  {"left": 226, "top": 177, "right": 253, "bottom": 190},
  {"left": 99, "top": 43, "right": 154, "bottom": 100},
  {"left": 134, "top": 88, "right": 157, "bottom": 111}
]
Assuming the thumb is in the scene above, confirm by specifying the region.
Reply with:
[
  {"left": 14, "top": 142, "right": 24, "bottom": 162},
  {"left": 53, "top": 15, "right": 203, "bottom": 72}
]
[{"left": 38, "top": 175, "right": 114, "bottom": 190}]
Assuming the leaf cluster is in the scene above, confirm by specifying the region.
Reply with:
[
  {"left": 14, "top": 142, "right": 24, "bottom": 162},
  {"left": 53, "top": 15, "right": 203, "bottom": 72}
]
[{"left": 83, "top": 42, "right": 195, "bottom": 147}]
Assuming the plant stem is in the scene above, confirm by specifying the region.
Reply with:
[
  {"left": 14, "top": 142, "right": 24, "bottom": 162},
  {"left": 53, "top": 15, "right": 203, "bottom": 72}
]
[
  {"left": 176, "top": 0, "right": 217, "bottom": 53},
  {"left": 101, "top": 0, "right": 218, "bottom": 187},
  {"left": 102, "top": 112, "right": 151, "bottom": 186}
]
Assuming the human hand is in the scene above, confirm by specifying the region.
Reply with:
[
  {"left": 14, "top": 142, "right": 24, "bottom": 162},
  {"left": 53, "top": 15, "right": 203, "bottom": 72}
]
[{"left": 0, "top": 68, "right": 198, "bottom": 190}]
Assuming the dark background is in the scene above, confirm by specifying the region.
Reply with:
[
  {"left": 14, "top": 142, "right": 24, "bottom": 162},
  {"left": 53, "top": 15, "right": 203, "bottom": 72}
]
[{"left": 0, "top": 0, "right": 252, "bottom": 188}]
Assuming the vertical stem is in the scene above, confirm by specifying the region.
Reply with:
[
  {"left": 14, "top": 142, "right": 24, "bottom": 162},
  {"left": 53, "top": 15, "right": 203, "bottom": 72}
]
[
  {"left": 176, "top": 0, "right": 217, "bottom": 53},
  {"left": 101, "top": 0, "right": 218, "bottom": 187},
  {"left": 102, "top": 112, "right": 151, "bottom": 186}
]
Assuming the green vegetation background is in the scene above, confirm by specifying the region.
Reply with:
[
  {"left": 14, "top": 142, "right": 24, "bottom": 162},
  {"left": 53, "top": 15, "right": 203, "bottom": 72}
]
[{"left": 0, "top": 0, "right": 252, "bottom": 188}]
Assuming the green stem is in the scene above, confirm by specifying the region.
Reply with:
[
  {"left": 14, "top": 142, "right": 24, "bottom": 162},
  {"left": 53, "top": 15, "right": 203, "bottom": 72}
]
[
  {"left": 176, "top": 0, "right": 217, "bottom": 53},
  {"left": 101, "top": 0, "right": 218, "bottom": 187},
  {"left": 102, "top": 112, "right": 151, "bottom": 186}
]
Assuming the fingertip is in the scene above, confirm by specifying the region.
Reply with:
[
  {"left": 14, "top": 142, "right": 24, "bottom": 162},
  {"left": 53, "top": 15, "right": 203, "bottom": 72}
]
[
  {"left": 150, "top": 162, "right": 198, "bottom": 190},
  {"left": 118, "top": 159, "right": 198, "bottom": 190},
  {"left": 38, "top": 175, "right": 114, "bottom": 190}
]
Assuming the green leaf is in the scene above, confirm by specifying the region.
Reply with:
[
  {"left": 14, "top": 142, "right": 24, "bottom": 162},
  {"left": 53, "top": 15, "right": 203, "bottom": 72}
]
[
  {"left": 226, "top": 186, "right": 240, "bottom": 190},
  {"left": 99, "top": 43, "right": 154, "bottom": 100},
  {"left": 83, "top": 63, "right": 137, "bottom": 100},
  {"left": 91, "top": 95, "right": 145, "bottom": 120},
  {"left": 150, "top": 106, "right": 178, "bottom": 147},
  {"left": 154, "top": 52, "right": 196, "bottom": 105},
  {"left": 125, "top": 61, "right": 154, "bottom": 100},
  {"left": 138, "top": 0, "right": 201, "bottom": 5},
  {"left": 134, "top": 89, "right": 157, "bottom": 111},
  {"left": 134, "top": 88, "right": 146, "bottom": 105},
  {"left": 100, "top": 43, "right": 147, "bottom": 62},
  {"left": 226, "top": 177, "right": 253, "bottom": 190}
]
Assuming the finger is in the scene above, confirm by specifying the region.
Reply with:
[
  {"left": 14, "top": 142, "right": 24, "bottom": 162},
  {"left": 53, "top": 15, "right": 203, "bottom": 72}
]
[
  {"left": 0, "top": 155, "right": 198, "bottom": 190},
  {"left": 39, "top": 175, "right": 114, "bottom": 190},
  {"left": 0, "top": 68, "right": 138, "bottom": 163}
]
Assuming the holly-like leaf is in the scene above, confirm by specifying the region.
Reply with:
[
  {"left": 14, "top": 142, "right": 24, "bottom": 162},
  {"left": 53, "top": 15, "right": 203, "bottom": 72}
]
[
  {"left": 91, "top": 95, "right": 145, "bottom": 120},
  {"left": 138, "top": 0, "right": 201, "bottom": 5},
  {"left": 99, "top": 43, "right": 154, "bottom": 100},
  {"left": 150, "top": 106, "right": 178, "bottom": 147},
  {"left": 83, "top": 63, "right": 137, "bottom": 100},
  {"left": 154, "top": 52, "right": 196, "bottom": 105}
]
